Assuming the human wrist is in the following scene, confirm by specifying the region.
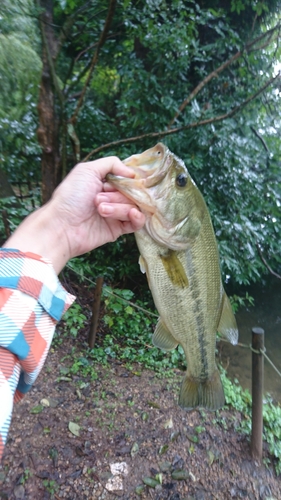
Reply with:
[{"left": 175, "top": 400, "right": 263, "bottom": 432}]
[{"left": 2, "top": 200, "right": 71, "bottom": 275}]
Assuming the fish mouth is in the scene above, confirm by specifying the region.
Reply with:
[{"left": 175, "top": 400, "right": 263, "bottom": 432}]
[
  {"left": 106, "top": 143, "right": 170, "bottom": 212},
  {"left": 123, "top": 143, "right": 168, "bottom": 186}
]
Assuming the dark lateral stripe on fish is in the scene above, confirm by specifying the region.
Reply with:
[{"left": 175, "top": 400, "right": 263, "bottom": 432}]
[{"left": 188, "top": 254, "right": 209, "bottom": 379}]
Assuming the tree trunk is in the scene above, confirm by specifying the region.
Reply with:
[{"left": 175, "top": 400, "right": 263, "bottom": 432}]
[{"left": 37, "top": 0, "right": 61, "bottom": 204}]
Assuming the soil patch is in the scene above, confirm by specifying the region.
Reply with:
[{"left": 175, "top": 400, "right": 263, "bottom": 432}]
[
  {"left": 0, "top": 277, "right": 280, "bottom": 500},
  {"left": 1, "top": 336, "right": 280, "bottom": 499}
]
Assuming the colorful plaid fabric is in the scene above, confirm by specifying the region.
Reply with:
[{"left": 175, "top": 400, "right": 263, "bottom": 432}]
[{"left": 0, "top": 249, "right": 75, "bottom": 460}]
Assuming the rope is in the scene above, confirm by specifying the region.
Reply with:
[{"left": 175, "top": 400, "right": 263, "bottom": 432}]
[
  {"left": 67, "top": 264, "right": 281, "bottom": 378},
  {"left": 261, "top": 348, "right": 281, "bottom": 378},
  {"left": 66, "top": 263, "right": 158, "bottom": 318},
  {"left": 220, "top": 339, "right": 281, "bottom": 380}
]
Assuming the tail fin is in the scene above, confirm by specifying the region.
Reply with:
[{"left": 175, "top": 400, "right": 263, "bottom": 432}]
[{"left": 178, "top": 368, "right": 225, "bottom": 411}]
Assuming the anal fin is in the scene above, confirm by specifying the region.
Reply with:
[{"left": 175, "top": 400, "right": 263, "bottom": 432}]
[
  {"left": 179, "top": 368, "right": 225, "bottom": 411},
  {"left": 217, "top": 292, "right": 239, "bottom": 345},
  {"left": 152, "top": 319, "right": 178, "bottom": 351}
]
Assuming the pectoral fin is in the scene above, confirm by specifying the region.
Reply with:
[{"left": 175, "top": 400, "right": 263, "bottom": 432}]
[
  {"left": 152, "top": 318, "right": 178, "bottom": 351},
  {"left": 139, "top": 255, "right": 152, "bottom": 289},
  {"left": 139, "top": 255, "right": 146, "bottom": 274},
  {"left": 160, "top": 250, "right": 188, "bottom": 288},
  {"left": 217, "top": 292, "right": 239, "bottom": 345}
]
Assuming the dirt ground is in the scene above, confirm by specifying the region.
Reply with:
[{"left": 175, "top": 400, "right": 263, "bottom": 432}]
[{"left": 0, "top": 322, "right": 280, "bottom": 500}]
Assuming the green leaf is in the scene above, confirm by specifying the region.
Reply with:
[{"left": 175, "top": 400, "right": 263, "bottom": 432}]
[{"left": 68, "top": 422, "right": 80, "bottom": 437}]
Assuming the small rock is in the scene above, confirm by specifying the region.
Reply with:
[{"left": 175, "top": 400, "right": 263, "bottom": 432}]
[
  {"left": 172, "top": 454, "right": 184, "bottom": 470},
  {"left": 0, "top": 471, "right": 6, "bottom": 481},
  {"left": 259, "top": 484, "right": 272, "bottom": 499},
  {"left": 110, "top": 462, "right": 129, "bottom": 476},
  {"left": 105, "top": 475, "right": 123, "bottom": 491},
  {"left": 13, "top": 485, "right": 25, "bottom": 499},
  {"left": 195, "top": 491, "right": 206, "bottom": 500},
  {"left": 159, "top": 461, "right": 172, "bottom": 472}
]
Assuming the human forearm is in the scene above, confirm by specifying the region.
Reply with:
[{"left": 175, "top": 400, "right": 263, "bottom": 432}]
[{"left": 2, "top": 201, "right": 70, "bottom": 274}]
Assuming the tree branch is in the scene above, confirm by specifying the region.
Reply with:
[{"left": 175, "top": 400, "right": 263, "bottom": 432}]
[
  {"left": 167, "top": 22, "right": 281, "bottom": 128},
  {"left": 70, "top": 0, "right": 116, "bottom": 125},
  {"left": 250, "top": 127, "right": 269, "bottom": 152},
  {"left": 82, "top": 72, "right": 280, "bottom": 161},
  {"left": 167, "top": 50, "right": 242, "bottom": 128},
  {"left": 56, "top": 2, "right": 92, "bottom": 60},
  {"left": 256, "top": 244, "right": 281, "bottom": 280}
]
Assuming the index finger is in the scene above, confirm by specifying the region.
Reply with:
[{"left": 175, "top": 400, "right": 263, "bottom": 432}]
[{"left": 86, "top": 156, "right": 136, "bottom": 181}]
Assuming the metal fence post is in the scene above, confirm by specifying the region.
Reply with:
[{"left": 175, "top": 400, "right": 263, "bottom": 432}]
[{"left": 251, "top": 326, "right": 264, "bottom": 462}]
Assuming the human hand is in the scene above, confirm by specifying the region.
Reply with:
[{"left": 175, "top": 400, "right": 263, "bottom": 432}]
[
  {"left": 3, "top": 157, "right": 145, "bottom": 273},
  {"left": 52, "top": 156, "right": 145, "bottom": 256}
]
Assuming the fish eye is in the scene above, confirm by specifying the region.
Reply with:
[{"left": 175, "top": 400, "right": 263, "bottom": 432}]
[{"left": 176, "top": 173, "right": 188, "bottom": 187}]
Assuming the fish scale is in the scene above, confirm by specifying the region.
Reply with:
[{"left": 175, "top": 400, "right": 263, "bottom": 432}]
[{"left": 106, "top": 143, "right": 238, "bottom": 410}]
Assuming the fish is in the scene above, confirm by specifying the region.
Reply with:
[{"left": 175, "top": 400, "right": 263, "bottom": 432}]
[{"left": 106, "top": 143, "right": 238, "bottom": 411}]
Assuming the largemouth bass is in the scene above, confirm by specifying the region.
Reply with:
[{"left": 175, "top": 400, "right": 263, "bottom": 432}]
[{"left": 107, "top": 143, "right": 238, "bottom": 410}]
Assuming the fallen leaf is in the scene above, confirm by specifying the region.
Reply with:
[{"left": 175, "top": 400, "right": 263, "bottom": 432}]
[
  {"left": 158, "top": 444, "right": 169, "bottom": 455},
  {"left": 171, "top": 469, "right": 188, "bottom": 480},
  {"left": 131, "top": 442, "right": 139, "bottom": 458},
  {"left": 40, "top": 398, "right": 50, "bottom": 407},
  {"left": 164, "top": 417, "right": 173, "bottom": 429},
  {"left": 68, "top": 422, "right": 80, "bottom": 437},
  {"left": 30, "top": 405, "right": 44, "bottom": 414},
  {"left": 142, "top": 477, "right": 159, "bottom": 488}
]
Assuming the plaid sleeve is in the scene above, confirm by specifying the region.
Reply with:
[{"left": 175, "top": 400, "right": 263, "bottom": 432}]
[{"left": 0, "top": 249, "right": 75, "bottom": 460}]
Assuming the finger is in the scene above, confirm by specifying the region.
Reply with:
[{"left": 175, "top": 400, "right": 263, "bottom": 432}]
[
  {"left": 86, "top": 157, "right": 136, "bottom": 180},
  {"left": 120, "top": 215, "right": 145, "bottom": 234},
  {"left": 128, "top": 207, "right": 146, "bottom": 231},
  {"left": 97, "top": 203, "right": 145, "bottom": 225},
  {"left": 95, "top": 191, "right": 134, "bottom": 206}
]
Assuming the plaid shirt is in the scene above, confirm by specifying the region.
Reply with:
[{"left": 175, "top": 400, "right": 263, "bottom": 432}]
[{"left": 0, "top": 249, "right": 75, "bottom": 460}]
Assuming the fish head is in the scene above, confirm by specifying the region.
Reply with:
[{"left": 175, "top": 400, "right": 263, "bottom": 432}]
[{"left": 106, "top": 143, "right": 206, "bottom": 250}]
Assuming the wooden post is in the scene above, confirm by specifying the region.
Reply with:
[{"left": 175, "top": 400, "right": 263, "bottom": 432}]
[
  {"left": 251, "top": 326, "right": 264, "bottom": 462},
  {"left": 88, "top": 276, "right": 104, "bottom": 349}
]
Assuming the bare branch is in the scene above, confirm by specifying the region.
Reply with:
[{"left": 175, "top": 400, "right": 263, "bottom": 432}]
[
  {"left": 167, "top": 50, "right": 242, "bottom": 128},
  {"left": 82, "top": 72, "right": 280, "bottom": 162},
  {"left": 256, "top": 244, "right": 281, "bottom": 280},
  {"left": 250, "top": 127, "right": 269, "bottom": 152},
  {"left": 75, "top": 32, "right": 120, "bottom": 63},
  {"left": 168, "top": 22, "right": 281, "bottom": 128},
  {"left": 70, "top": 0, "right": 116, "bottom": 125}
]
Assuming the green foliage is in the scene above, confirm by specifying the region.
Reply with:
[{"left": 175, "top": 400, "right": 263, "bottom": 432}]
[
  {"left": 0, "top": 0, "right": 41, "bottom": 182},
  {"left": 1, "top": 0, "right": 281, "bottom": 286},
  {"left": 68, "top": 354, "right": 98, "bottom": 381},
  {"left": 85, "top": 286, "right": 185, "bottom": 371},
  {"left": 42, "top": 479, "right": 59, "bottom": 497},
  {"left": 221, "top": 369, "right": 281, "bottom": 475},
  {"left": 62, "top": 303, "right": 87, "bottom": 337},
  {"left": 229, "top": 292, "right": 254, "bottom": 314},
  {"left": 67, "top": 235, "right": 141, "bottom": 285},
  {"left": 0, "top": 197, "right": 31, "bottom": 243}
]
